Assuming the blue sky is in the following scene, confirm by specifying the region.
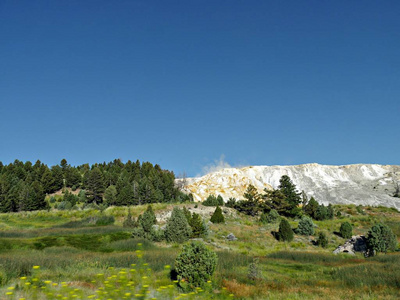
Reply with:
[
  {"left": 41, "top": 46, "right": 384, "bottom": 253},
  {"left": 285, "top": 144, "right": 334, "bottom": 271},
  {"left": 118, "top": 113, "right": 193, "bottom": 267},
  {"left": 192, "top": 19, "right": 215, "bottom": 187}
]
[{"left": 1, "top": 0, "right": 399, "bottom": 177}]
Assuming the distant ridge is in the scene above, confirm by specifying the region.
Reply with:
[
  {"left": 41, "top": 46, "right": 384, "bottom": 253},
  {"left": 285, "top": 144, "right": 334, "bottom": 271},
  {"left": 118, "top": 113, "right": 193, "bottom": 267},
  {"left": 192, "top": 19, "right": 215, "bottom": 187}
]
[{"left": 180, "top": 164, "right": 400, "bottom": 209}]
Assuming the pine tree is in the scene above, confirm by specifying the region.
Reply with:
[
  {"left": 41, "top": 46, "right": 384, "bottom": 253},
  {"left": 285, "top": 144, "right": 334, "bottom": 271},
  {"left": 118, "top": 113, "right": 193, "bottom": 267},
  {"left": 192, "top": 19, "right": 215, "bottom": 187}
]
[
  {"left": 278, "top": 175, "right": 301, "bottom": 217},
  {"left": 296, "top": 216, "right": 315, "bottom": 236},
  {"left": 104, "top": 185, "right": 117, "bottom": 206},
  {"left": 86, "top": 168, "right": 105, "bottom": 204},
  {"left": 278, "top": 218, "right": 294, "bottom": 242},
  {"left": 366, "top": 223, "right": 397, "bottom": 255},
  {"left": 317, "top": 232, "right": 328, "bottom": 248},
  {"left": 303, "top": 197, "right": 319, "bottom": 219},
  {"left": 165, "top": 207, "right": 192, "bottom": 243},
  {"left": 189, "top": 213, "right": 207, "bottom": 238},
  {"left": 340, "top": 222, "right": 353, "bottom": 239},
  {"left": 210, "top": 206, "right": 225, "bottom": 224}
]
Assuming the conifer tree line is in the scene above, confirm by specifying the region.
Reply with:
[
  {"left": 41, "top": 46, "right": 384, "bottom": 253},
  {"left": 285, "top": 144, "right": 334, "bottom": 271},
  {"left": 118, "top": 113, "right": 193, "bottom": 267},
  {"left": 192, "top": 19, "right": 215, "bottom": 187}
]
[{"left": 0, "top": 158, "right": 182, "bottom": 213}]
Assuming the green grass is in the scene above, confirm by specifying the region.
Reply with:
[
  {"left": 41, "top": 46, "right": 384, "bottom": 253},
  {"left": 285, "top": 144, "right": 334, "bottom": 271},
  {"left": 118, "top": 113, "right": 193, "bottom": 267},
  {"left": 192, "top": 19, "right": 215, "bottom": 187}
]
[{"left": 0, "top": 203, "right": 399, "bottom": 299}]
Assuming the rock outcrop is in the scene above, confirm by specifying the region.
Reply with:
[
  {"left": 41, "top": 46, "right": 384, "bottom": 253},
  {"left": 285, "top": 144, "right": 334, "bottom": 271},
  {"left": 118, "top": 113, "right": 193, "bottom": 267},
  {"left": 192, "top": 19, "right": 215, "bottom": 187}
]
[
  {"left": 333, "top": 235, "right": 368, "bottom": 255},
  {"left": 178, "top": 164, "right": 400, "bottom": 209}
]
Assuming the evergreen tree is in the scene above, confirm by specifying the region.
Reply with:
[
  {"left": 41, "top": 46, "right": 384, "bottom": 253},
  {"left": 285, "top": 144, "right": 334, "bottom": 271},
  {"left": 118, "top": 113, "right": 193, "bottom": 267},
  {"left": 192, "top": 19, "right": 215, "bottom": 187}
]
[
  {"left": 259, "top": 209, "right": 280, "bottom": 224},
  {"left": 278, "top": 218, "right": 294, "bottom": 242},
  {"left": 296, "top": 216, "right": 315, "bottom": 236},
  {"left": 63, "top": 190, "right": 77, "bottom": 207},
  {"left": 210, "top": 206, "right": 224, "bottom": 224},
  {"left": 189, "top": 212, "right": 207, "bottom": 238},
  {"left": 263, "top": 189, "right": 291, "bottom": 216},
  {"left": 182, "top": 206, "right": 192, "bottom": 222},
  {"left": 104, "top": 185, "right": 117, "bottom": 206},
  {"left": 340, "top": 222, "right": 353, "bottom": 239},
  {"left": 278, "top": 175, "right": 301, "bottom": 217},
  {"left": 41, "top": 169, "right": 56, "bottom": 194},
  {"left": 123, "top": 209, "right": 137, "bottom": 228},
  {"left": 315, "top": 204, "right": 328, "bottom": 221},
  {"left": 216, "top": 194, "right": 224, "bottom": 206},
  {"left": 30, "top": 180, "right": 47, "bottom": 210},
  {"left": 175, "top": 241, "right": 217, "bottom": 290},
  {"left": 303, "top": 197, "right": 319, "bottom": 219},
  {"left": 327, "top": 204, "right": 334, "bottom": 219},
  {"left": 317, "top": 231, "right": 328, "bottom": 248},
  {"left": 140, "top": 205, "right": 157, "bottom": 234},
  {"left": 86, "top": 168, "right": 105, "bottom": 204},
  {"left": 165, "top": 207, "right": 192, "bottom": 243},
  {"left": 366, "top": 223, "right": 397, "bottom": 255},
  {"left": 235, "top": 184, "right": 262, "bottom": 216}
]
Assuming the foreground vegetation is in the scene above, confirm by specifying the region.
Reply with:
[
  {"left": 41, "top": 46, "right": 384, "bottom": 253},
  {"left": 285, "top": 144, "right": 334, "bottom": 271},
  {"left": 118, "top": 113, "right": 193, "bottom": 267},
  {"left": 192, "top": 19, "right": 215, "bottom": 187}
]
[{"left": 0, "top": 201, "right": 399, "bottom": 299}]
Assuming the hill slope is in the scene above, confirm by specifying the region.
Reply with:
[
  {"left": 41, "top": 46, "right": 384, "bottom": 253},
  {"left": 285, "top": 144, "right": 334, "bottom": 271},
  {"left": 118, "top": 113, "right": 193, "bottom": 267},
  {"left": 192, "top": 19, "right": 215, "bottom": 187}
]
[{"left": 181, "top": 163, "right": 400, "bottom": 208}]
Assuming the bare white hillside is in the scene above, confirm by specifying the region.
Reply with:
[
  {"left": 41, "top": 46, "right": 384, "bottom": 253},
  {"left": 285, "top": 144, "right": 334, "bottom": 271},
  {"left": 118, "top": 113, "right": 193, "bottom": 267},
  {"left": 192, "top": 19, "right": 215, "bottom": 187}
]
[{"left": 178, "top": 164, "right": 400, "bottom": 209}]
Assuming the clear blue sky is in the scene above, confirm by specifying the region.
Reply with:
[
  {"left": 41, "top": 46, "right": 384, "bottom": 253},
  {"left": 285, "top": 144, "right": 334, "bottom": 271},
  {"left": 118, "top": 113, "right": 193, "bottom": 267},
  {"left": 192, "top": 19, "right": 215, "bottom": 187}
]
[{"left": 1, "top": 0, "right": 399, "bottom": 177}]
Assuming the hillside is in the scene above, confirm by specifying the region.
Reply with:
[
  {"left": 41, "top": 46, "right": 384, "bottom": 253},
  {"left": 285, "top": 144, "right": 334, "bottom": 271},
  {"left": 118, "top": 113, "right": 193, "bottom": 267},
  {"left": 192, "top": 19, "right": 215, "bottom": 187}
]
[
  {"left": 181, "top": 163, "right": 400, "bottom": 208},
  {"left": 0, "top": 203, "right": 399, "bottom": 299}
]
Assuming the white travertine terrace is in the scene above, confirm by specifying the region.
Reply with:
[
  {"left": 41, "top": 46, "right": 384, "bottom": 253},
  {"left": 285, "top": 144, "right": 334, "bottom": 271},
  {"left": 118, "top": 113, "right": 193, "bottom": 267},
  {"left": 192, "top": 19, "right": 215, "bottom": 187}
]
[{"left": 178, "top": 164, "right": 400, "bottom": 209}]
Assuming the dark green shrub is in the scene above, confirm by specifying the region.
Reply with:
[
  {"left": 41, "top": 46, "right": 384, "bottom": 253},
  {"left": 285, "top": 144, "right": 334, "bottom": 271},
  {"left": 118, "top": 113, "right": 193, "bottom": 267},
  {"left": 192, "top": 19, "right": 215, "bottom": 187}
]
[
  {"left": 366, "top": 223, "right": 397, "bottom": 255},
  {"left": 356, "top": 205, "right": 366, "bottom": 215},
  {"left": 296, "top": 216, "right": 315, "bottom": 236},
  {"left": 303, "top": 197, "right": 319, "bottom": 218},
  {"left": 175, "top": 241, "right": 217, "bottom": 290},
  {"left": 189, "top": 213, "right": 207, "bottom": 238},
  {"left": 216, "top": 195, "right": 224, "bottom": 206},
  {"left": 317, "top": 232, "right": 328, "bottom": 248},
  {"left": 278, "top": 218, "right": 293, "bottom": 242},
  {"left": 131, "top": 227, "right": 145, "bottom": 239},
  {"left": 260, "top": 209, "right": 280, "bottom": 224},
  {"left": 315, "top": 204, "right": 328, "bottom": 221},
  {"left": 340, "top": 222, "right": 353, "bottom": 239},
  {"left": 327, "top": 204, "right": 334, "bottom": 219},
  {"left": 182, "top": 206, "right": 192, "bottom": 222},
  {"left": 225, "top": 197, "right": 236, "bottom": 208},
  {"left": 203, "top": 194, "right": 224, "bottom": 206},
  {"left": 140, "top": 205, "right": 157, "bottom": 234},
  {"left": 165, "top": 207, "right": 192, "bottom": 243},
  {"left": 123, "top": 209, "right": 137, "bottom": 228},
  {"left": 149, "top": 228, "right": 165, "bottom": 242},
  {"left": 210, "top": 206, "right": 224, "bottom": 224}
]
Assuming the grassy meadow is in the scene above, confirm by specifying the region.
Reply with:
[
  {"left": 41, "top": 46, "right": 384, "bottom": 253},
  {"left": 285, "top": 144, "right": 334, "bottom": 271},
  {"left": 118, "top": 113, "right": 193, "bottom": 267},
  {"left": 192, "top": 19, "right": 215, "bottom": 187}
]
[{"left": 0, "top": 203, "right": 399, "bottom": 299}]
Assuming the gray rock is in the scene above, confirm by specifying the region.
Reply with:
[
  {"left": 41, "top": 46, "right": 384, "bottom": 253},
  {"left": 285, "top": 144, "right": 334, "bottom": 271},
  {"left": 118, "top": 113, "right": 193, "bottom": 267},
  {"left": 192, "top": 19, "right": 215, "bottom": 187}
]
[
  {"left": 333, "top": 235, "right": 367, "bottom": 255},
  {"left": 226, "top": 233, "right": 237, "bottom": 241}
]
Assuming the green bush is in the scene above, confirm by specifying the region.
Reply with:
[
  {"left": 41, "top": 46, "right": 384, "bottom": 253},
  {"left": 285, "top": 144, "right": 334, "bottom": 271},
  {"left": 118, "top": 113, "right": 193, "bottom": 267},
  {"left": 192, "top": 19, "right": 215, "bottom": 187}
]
[
  {"left": 296, "top": 216, "right": 315, "bottom": 236},
  {"left": 210, "top": 206, "right": 224, "bottom": 224},
  {"left": 175, "top": 241, "right": 217, "bottom": 290},
  {"left": 203, "top": 194, "right": 224, "bottom": 206},
  {"left": 165, "top": 207, "right": 192, "bottom": 243},
  {"left": 225, "top": 197, "right": 236, "bottom": 208},
  {"left": 189, "top": 212, "right": 208, "bottom": 238},
  {"left": 317, "top": 231, "right": 328, "bottom": 248},
  {"left": 260, "top": 209, "right": 280, "bottom": 224},
  {"left": 278, "top": 218, "right": 293, "bottom": 242},
  {"left": 366, "top": 223, "right": 397, "bottom": 255},
  {"left": 123, "top": 209, "right": 137, "bottom": 228},
  {"left": 315, "top": 205, "right": 328, "bottom": 221},
  {"left": 140, "top": 205, "right": 157, "bottom": 233},
  {"left": 340, "top": 222, "right": 353, "bottom": 239}
]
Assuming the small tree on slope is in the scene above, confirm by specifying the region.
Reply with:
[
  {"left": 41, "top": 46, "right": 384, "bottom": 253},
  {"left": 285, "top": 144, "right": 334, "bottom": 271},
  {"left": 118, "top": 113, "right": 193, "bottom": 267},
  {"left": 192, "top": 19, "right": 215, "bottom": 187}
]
[
  {"left": 210, "top": 206, "right": 224, "bottom": 224},
  {"left": 165, "top": 207, "right": 192, "bottom": 243},
  {"left": 278, "top": 218, "right": 294, "bottom": 242}
]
